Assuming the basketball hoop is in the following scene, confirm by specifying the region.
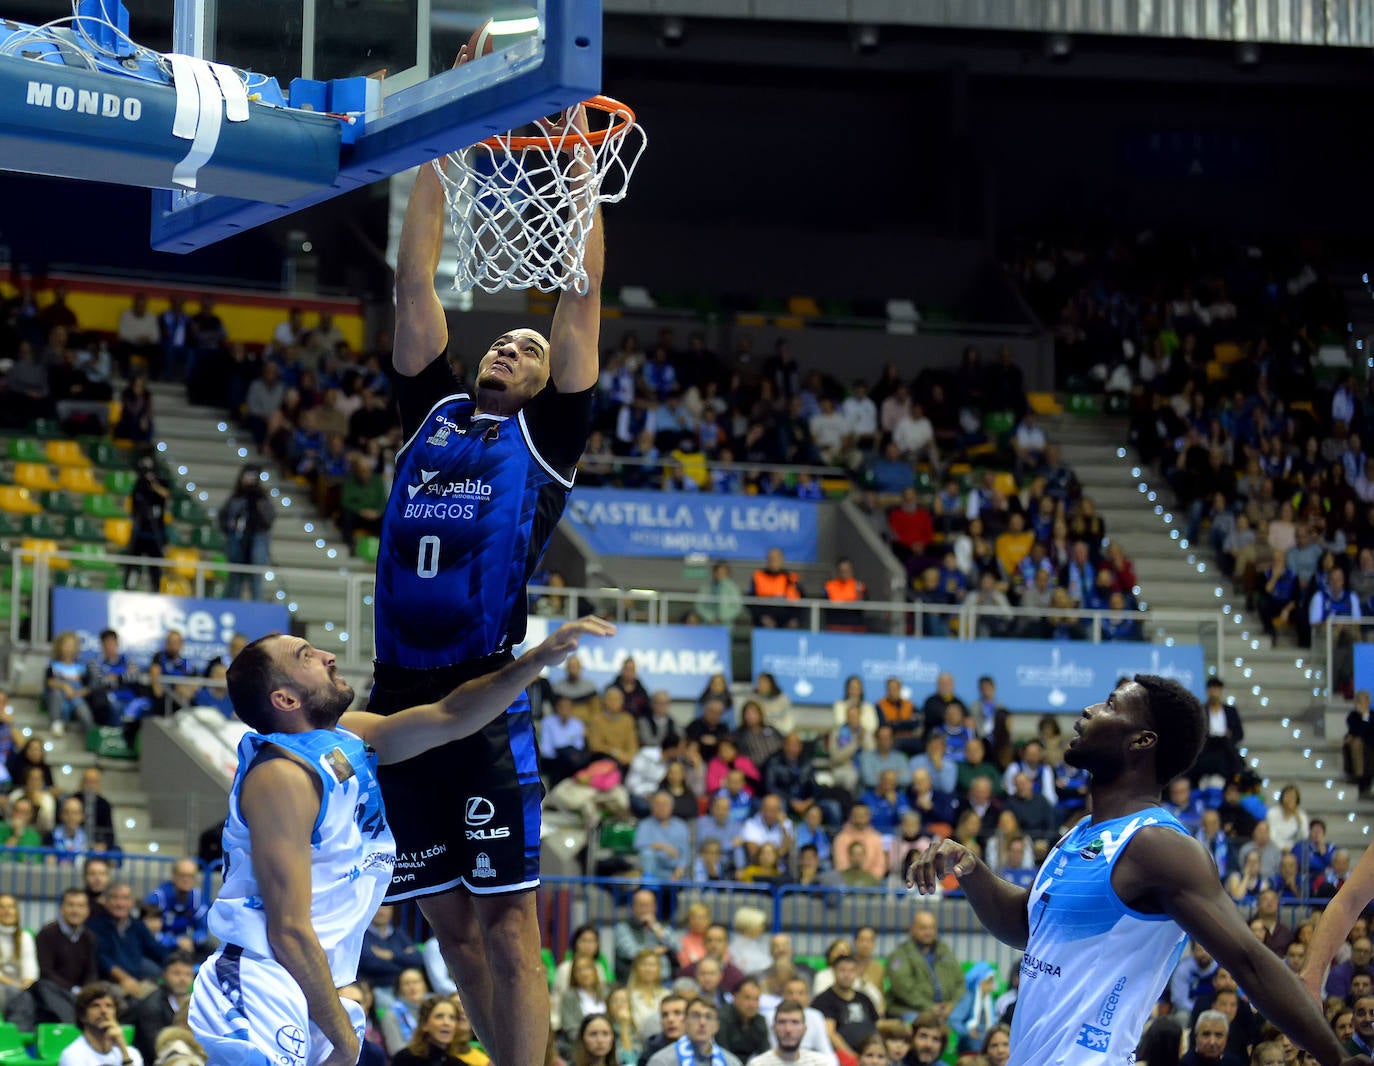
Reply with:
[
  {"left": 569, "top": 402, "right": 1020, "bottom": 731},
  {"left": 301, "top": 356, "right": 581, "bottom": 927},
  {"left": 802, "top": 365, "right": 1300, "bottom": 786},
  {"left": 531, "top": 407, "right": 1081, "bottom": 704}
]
[{"left": 431, "top": 95, "right": 647, "bottom": 295}]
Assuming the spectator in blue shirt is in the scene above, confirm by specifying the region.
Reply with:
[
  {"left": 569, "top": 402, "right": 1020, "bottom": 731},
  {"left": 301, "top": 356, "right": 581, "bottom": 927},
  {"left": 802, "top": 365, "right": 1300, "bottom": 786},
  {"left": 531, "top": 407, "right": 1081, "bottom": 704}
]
[
  {"left": 91, "top": 881, "right": 167, "bottom": 998},
  {"left": 539, "top": 696, "right": 588, "bottom": 786},
  {"left": 358, "top": 903, "right": 425, "bottom": 1002},
  {"left": 858, "top": 726, "right": 911, "bottom": 791},
  {"left": 1292, "top": 818, "right": 1336, "bottom": 883},
  {"left": 47, "top": 795, "right": 88, "bottom": 862},
  {"left": 861, "top": 770, "right": 913, "bottom": 835},
  {"left": 794, "top": 805, "right": 833, "bottom": 869},
  {"left": 911, "top": 733, "right": 958, "bottom": 795},
  {"left": 1259, "top": 547, "right": 1300, "bottom": 646},
  {"left": 1100, "top": 592, "right": 1144, "bottom": 641},
  {"left": 866, "top": 441, "right": 917, "bottom": 499},
  {"left": 88, "top": 628, "right": 140, "bottom": 726},
  {"left": 635, "top": 791, "right": 691, "bottom": 882},
  {"left": 144, "top": 859, "right": 210, "bottom": 956},
  {"left": 1161, "top": 777, "right": 1205, "bottom": 835},
  {"left": 696, "top": 794, "right": 745, "bottom": 872}
]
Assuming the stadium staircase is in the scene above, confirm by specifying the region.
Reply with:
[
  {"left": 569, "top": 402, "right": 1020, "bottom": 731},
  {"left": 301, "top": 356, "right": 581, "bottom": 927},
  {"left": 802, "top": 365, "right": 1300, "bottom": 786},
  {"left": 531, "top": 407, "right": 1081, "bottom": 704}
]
[
  {"left": 1049, "top": 410, "right": 1367, "bottom": 851},
  {"left": 147, "top": 383, "right": 373, "bottom": 665}
]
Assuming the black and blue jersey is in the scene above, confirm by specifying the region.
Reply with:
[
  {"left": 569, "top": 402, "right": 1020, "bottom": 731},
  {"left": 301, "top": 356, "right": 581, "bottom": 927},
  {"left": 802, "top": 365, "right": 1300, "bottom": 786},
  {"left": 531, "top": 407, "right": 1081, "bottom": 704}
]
[{"left": 375, "top": 357, "right": 593, "bottom": 669}]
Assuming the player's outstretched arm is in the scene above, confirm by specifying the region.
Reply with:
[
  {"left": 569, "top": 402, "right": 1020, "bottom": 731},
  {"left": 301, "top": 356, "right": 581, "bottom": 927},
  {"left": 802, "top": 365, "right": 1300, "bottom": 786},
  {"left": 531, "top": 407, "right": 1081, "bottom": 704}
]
[
  {"left": 1119, "top": 827, "right": 1358, "bottom": 1066},
  {"left": 342, "top": 617, "right": 616, "bottom": 764},
  {"left": 547, "top": 104, "right": 602, "bottom": 395},
  {"left": 240, "top": 756, "right": 360, "bottom": 1066},
  {"left": 1300, "top": 843, "right": 1374, "bottom": 1000},
  {"left": 907, "top": 838, "right": 1030, "bottom": 949}
]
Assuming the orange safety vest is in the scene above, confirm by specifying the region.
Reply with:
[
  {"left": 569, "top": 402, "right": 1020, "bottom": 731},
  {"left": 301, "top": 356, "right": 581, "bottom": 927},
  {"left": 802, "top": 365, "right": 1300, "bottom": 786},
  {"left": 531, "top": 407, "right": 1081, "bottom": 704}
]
[
  {"left": 753, "top": 569, "right": 801, "bottom": 599},
  {"left": 825, "top": 577, "right": 866, "bottom": 603}
]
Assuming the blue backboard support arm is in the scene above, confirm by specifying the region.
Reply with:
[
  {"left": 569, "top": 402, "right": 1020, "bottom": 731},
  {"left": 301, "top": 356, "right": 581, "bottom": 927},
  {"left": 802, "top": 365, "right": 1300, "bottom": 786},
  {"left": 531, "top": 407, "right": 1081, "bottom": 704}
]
[{"left": 149, "top": 2, "right": 601, "bottom": 253}]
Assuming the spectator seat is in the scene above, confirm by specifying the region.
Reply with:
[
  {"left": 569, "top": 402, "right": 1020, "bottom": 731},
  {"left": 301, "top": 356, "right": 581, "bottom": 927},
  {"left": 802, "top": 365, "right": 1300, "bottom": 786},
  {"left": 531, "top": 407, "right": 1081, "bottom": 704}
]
[
  {"left": 82, "top": 493, "right": 128, "bottom": 518},
  {"left": 103, "top": 516, "right": 133, "bottom": 545},
  {"left": 22, "top": 514, "right": 66, "bottom": 539},
  {"left": 12, "top": 462, "right": 60, "bottom": 492},
  {"left": 103, "top": 469, "right": 137, "bottom": 495},
  {"left": 19, "top": 537, "right": 67, "bottom": 570},
  {"left": 58, "top": 467, "right": 104, "bottom": 495},
  {"left": 5, "top": 438, "right": 46, "bottom": 463},
  {"left": 45, "top": 440, "right": 91, "bottom": 468}
]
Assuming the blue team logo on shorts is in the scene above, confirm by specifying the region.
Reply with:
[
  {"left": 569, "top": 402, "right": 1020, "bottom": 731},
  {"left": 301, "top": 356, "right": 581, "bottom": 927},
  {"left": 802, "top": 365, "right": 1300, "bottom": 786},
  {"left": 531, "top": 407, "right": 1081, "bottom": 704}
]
[
  {"left": 275, "top": 1026, "right": 306, "bottom": 1060},
  {"left": 1075, "top": 1024, "right": 1111, "bottom": 1053}
]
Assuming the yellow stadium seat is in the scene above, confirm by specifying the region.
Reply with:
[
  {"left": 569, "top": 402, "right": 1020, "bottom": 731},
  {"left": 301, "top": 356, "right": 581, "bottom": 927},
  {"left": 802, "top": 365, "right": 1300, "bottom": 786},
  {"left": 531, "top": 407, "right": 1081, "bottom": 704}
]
[
  {"left": 787, "top": 296, "right": 821, "bottom": 317},
  {"left": 165, "top": 546, "right": 200, "bottom": 579},
  {"left": 20, "top": 537, "right": 68, "bottom": 570},
  {"left": 45, "top": 440, "right": 91, "bottom": 468},
  {"left": 12, "top": 462, "right": 60, "bottom": 492},
  {"left": 1026, "top": 392, "right": 1063, "bottom": 415},
  {"left": 1214, "top": 341, "right": 1243, "bottom": 365},
  {"left": 0, "top": 486, "right": 43, "bottom": 515},
  {"left": 58, "top": 467, "right": 104, "bottom": 494},
  {"left": 735, "top": 313, "right": 768, "bottom": 328},
  {"left": 104, "top": 517, "right": 132, "bottom": 545},
  {"left": 992, "top": 471, "right": 1018, "bottom": 497},
  {"left": 773, "top": 315, "right": 805, "bottom": 330},
  {"left": 947, "top": 462, "right": 972, "bottom": 477}
]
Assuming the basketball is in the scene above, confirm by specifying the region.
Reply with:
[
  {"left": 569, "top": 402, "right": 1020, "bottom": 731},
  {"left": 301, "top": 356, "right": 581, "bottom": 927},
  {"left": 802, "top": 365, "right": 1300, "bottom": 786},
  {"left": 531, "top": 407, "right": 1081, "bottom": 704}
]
[{"left": 466, "top": 17, "right": 496, "bottom": 62}]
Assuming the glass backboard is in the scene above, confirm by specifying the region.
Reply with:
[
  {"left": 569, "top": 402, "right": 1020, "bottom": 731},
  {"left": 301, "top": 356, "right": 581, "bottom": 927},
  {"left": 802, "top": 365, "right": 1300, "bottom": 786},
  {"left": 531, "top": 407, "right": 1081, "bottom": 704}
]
[{"left": 150, "top": 0, "right": 598, "bottom": 251}]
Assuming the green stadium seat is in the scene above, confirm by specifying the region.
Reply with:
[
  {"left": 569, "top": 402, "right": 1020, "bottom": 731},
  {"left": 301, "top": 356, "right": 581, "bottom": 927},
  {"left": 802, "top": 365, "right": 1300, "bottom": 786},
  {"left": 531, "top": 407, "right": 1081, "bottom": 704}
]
[
  {"left": 40, "top": 491, "right": 84, "bottom": 517},
  {"left": 0, "top": 1021, "right": 27, "bottom": 1062},
  {"left": 166, "top": 526, "right": 195, "bottom": 548},
  {"left": 598, "top": 822, "right": 637, "bottom": 855},
  {"left": 193, "top": 526, "right": 226, "bottom": 552},
  {"left": 1068, "top": 394, "right": 1102, "bottom": 416},
  {"left": 356, "top": 535, "right": 380, "bottom": 563},
  {"left": 33, "top": 1023, "right": 81, "bottom": 1065},
  {"left": 28, "top": 419, "right": 61, "bottom": 439},
  {"left": 71, "top": 543, "right": 116, "bottom": 571},
  {"left": 6, "top": 438, "right": 45, "bottom": 463},
  {"left": 82, "top": 494, "right": 128, "bottom": 519},
  {"left": 22, "top": 514, "right": 66, "bottom": 539},
  {"left": 86, "top": 440, "right": 130, "bottom": 468},
  {"left": 983, "top": 411, "right": 1016, "bottom": 436},
  {"left": 103, "top": 469, "right": 137, "bottom": 495},
  {"left": 68, "top": 517, "right": 107, "bottom": 543},
  {"left": 172, "top": 498, "right": 205, "bottom": 524},
  {"left": 0, "top": 514, "right": 22, "bottom": 538}
]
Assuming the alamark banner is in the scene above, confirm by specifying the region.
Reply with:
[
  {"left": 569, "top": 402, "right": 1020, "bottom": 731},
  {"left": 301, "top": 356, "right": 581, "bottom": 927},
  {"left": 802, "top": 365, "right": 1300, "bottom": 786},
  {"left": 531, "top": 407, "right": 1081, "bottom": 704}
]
[
  {"left": 562, "top": 488, "right": 819, "bottom": 561},
  {"left": 518, "top": 618, "right": 731, "bottom": 701}
]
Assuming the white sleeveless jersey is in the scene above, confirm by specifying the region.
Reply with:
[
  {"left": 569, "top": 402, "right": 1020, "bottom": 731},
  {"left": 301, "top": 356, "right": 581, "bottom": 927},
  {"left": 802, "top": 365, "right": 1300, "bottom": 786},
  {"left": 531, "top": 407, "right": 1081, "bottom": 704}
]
[
  {"left": 1009, "top": 807, "right": 1190, "bottom": 1066},
  {"left": 209, "top": 727, "right": 396, "bottom": 986}
]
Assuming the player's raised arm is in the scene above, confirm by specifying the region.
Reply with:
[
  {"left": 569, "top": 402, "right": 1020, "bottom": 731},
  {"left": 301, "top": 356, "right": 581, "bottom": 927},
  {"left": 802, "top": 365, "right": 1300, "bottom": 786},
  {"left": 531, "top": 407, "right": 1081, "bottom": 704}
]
[
  {"left": 343, "top": 617, "right": 616, "bottom": 764},
  {"left": 393, "top": 48, "right": 484, "bottom": 376},
  {"left": 547, "top": 105, "right": 603, "bottom": 394},
  {"left": 907, "top": 838, "right": 1030, "bottom": 949},
  {"left": 1300, "top": 843, "right": 1374, "bottom": 1001},
  {"left": 239, "top": 756, "right": 360, "bottom": 1066},
  {"left": 1119, "top": 826, "right": 1354, "bottom": 1066}
]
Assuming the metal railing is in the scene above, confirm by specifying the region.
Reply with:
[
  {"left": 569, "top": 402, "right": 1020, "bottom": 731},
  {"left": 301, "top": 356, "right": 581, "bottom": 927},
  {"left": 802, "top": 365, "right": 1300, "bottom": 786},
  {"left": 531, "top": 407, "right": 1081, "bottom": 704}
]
[{"left": 9, "top": 547, "right": 1228, "bottom": 679}]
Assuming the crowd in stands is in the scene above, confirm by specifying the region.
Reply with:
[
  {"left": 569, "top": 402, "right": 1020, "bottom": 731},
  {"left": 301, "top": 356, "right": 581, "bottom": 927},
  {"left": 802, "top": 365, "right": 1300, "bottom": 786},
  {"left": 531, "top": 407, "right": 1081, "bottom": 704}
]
[
  {"left": 1013, "top": 235, "right": 1374, "bottom": 671},
  {"left": 3, "top": 279, "right": 1152, "bottom": 643}
]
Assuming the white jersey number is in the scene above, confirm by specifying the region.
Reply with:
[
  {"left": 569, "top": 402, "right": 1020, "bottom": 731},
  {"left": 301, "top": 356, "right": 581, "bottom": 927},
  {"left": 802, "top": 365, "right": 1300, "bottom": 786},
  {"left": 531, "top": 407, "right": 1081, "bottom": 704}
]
[{"left": 416, "top": 535, "right": 440, "bottom": 578}]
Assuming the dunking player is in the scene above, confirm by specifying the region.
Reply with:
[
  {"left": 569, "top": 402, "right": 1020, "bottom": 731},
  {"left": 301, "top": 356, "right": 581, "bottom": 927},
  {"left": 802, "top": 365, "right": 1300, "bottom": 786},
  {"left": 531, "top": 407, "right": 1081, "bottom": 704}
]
[
  {"left": 189, "top": 617, "right": 613, "bottom": 1066},
  {"left": 909, "top": 676, "right": 1370, "bottom": 1066},
  {"left": 368, "top": 48, "right": 603, "bottom": 1066}
]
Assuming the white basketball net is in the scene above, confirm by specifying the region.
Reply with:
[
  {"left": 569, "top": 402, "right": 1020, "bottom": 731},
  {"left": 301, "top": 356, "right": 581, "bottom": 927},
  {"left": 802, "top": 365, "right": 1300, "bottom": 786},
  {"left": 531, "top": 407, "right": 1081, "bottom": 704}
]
[{"left": 431, "top": 97, "right": 647, "bottom": 295}]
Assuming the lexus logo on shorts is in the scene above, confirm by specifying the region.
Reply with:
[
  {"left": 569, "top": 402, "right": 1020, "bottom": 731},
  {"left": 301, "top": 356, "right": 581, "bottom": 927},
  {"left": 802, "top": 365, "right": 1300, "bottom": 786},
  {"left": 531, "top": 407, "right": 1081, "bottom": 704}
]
[{"left": 465, "top": 797, "right": 495, "bottom": 826}]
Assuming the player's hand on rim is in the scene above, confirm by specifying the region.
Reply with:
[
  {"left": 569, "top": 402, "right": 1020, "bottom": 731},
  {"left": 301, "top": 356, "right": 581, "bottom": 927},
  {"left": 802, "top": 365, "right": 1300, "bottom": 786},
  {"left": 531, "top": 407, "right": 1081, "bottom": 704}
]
[{"left": 907, "top": 837, "right": 978, "bottom": 895}]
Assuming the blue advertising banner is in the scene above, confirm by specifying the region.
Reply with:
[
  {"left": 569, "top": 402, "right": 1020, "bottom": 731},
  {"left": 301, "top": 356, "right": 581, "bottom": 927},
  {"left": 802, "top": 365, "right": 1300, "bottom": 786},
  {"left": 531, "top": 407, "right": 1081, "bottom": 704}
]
[
  {"left": 52, "top": 588, "right": 290, "bottom": 667},
  {"left": 751, "top": 629, "right": 1207, "bottom": 711},
  {"left": 562, "top": 488, "right": 819, "bottom": 562},
  {"left": 1355, "top": 644, "right": 1374, "bottom": 695},
  {"left": 518, "top": 619, "right": 731, "bottom": 701}
]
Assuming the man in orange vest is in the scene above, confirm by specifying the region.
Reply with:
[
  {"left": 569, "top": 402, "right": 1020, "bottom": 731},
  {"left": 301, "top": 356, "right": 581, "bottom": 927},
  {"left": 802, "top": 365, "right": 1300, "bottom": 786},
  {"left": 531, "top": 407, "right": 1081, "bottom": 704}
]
[
  {"left": 751, "top": 547, "right": 804, "bottom": 628},
  {"left": 823, "top": 558, "right": 868, "bottom": 632}
]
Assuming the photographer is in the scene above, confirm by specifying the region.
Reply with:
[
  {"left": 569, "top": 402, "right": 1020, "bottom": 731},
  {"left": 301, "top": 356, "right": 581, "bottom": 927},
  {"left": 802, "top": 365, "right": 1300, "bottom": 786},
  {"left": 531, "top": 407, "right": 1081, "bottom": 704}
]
[
  {"left": 59, "top": 982, "right": 144, "bottom": 1066},
  {"left": 124, "top": 457, "right": 168, "bottom": 592},
  {"left": 218, "top": 465, "right": 274, "bottom": 601}
]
